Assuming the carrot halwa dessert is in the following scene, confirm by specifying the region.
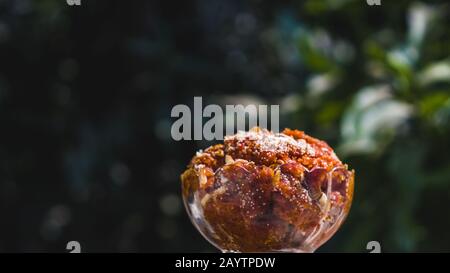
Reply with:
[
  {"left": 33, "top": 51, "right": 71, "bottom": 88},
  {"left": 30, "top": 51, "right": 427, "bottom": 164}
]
[{"left": 181, "top": 127, "right": 354, "bottom": 252}]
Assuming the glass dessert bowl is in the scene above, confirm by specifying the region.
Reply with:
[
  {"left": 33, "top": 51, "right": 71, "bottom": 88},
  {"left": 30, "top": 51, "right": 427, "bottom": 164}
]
[{"left": 181, "top": 127, "right": 354, "bottom": 253}]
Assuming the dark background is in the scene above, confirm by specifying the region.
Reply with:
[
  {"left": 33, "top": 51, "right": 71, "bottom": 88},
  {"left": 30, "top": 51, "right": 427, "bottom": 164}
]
[{"left": 0, "top": 0, "right": 449, "bottom": 252}]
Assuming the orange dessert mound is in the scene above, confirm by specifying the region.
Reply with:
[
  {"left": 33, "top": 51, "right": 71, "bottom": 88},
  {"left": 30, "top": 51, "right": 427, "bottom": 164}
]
[{"left": 181, "top": 127, "right": 354, "bottom": 252}]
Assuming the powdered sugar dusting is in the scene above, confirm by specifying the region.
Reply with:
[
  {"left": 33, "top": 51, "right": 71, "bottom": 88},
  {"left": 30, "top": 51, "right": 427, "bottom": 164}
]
[{"left": 225, "top": 128, "right": 315, "bottom": 156}]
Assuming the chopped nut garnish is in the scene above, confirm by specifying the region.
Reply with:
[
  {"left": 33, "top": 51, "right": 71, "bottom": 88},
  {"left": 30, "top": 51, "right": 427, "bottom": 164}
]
[{"left": 225, "top": 155, "right": 234, "bottom": 164}]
